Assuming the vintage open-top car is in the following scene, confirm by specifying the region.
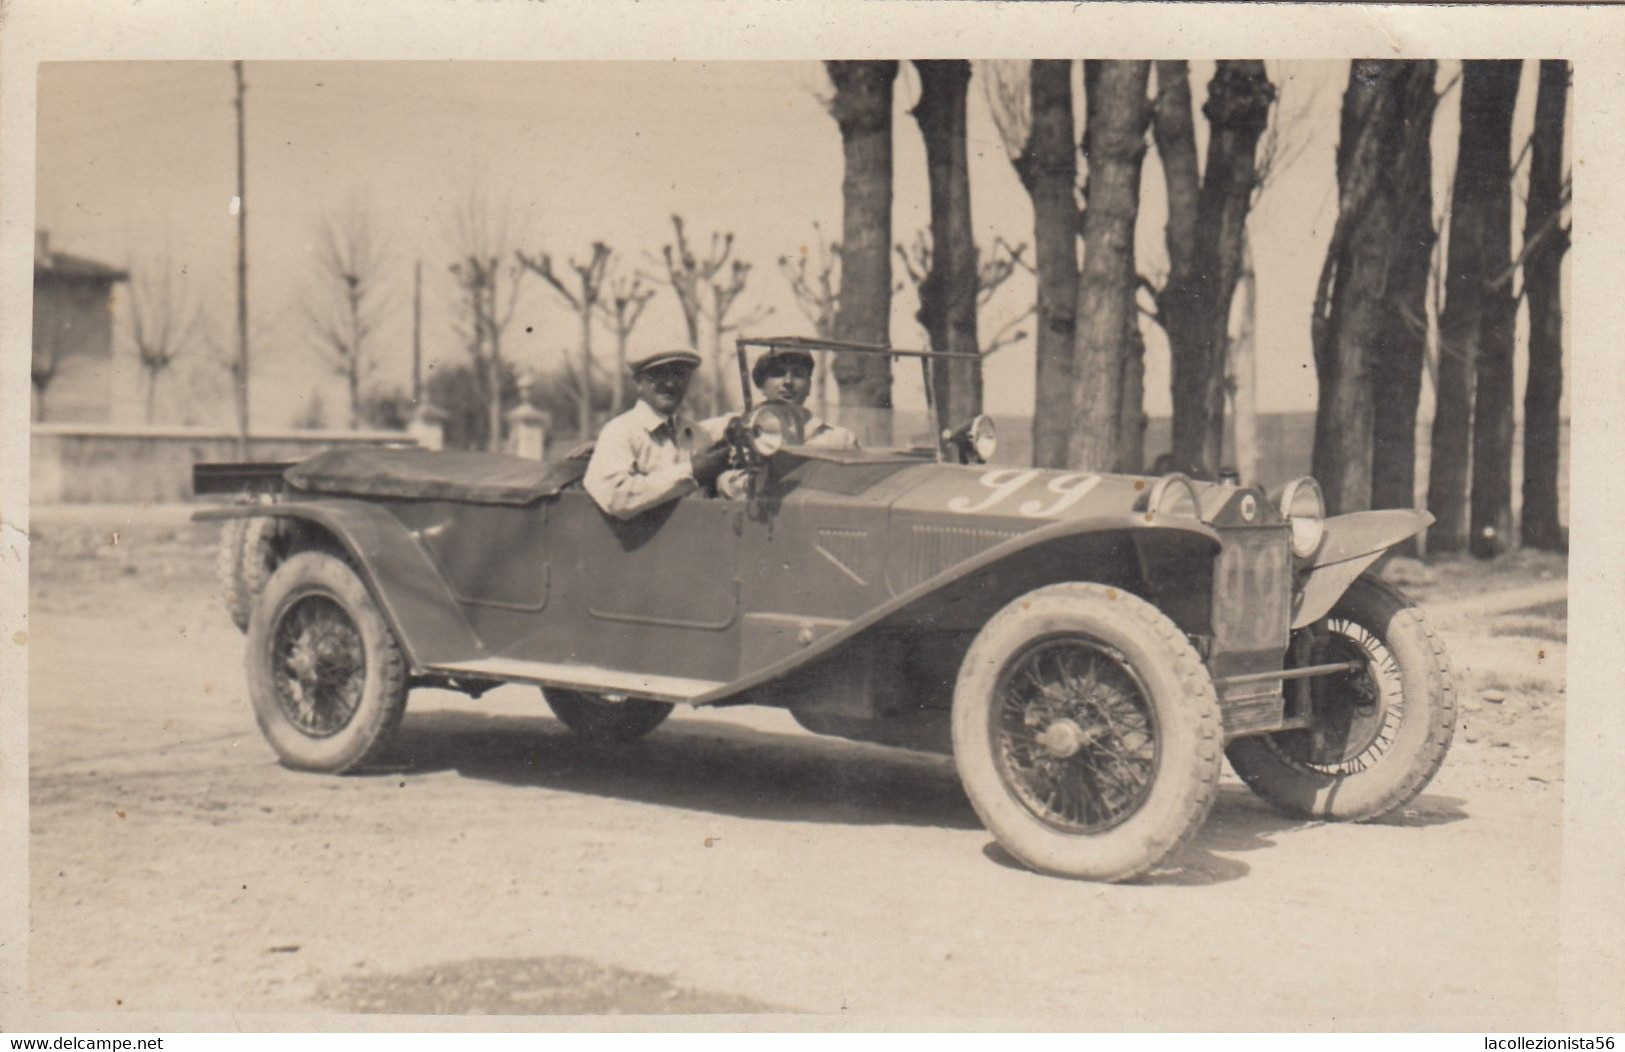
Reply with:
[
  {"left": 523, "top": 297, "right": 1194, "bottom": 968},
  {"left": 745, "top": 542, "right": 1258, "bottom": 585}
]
[{"left": 196, "top": 336, "right": 1455, "bottom": 882}]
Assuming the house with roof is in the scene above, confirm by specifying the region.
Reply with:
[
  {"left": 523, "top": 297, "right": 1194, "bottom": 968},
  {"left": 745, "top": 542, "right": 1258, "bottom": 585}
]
[{"left": 32, "top": 230, "right": 129, "bottom": 422}]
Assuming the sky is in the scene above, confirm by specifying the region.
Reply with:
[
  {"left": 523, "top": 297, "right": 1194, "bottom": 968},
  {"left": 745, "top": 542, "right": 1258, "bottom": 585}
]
[{"left": 34, "top": 59, "right": 1555, "bottom": 430}]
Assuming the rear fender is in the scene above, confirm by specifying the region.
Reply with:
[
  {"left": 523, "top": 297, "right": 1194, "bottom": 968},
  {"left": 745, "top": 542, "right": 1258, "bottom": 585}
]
[
  {"left": 1292, "top": 508, "right": 1432, "bottom": 629},
  {"left": 194, "top": 502, "right": 482, "bottom": 669}
]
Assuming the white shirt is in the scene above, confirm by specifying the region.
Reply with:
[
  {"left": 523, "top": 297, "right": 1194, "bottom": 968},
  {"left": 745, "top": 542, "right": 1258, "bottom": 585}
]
[{"left": 583, "top": 400, "right": 703, "bottom": 519}]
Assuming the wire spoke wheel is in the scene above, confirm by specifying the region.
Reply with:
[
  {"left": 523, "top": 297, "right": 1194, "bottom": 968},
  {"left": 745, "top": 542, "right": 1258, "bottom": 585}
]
[
  {"left": 247, "top": 551, "right": 408, "bottom": 773},
  {"left": 953, "top": 583, "right": 1221, "bottom": 882},
  {"left": 1225, "top": 575, "right": 1455, "bottom": 821},
  {"left": 271, "top": 593, "right": 368, "bottom": 737},
  {"left": 994, "top": 638, "right": 1160, "bottom": 834},
  {"left": 1266, "top": 618, "right": 1405, "bottom": 776}
]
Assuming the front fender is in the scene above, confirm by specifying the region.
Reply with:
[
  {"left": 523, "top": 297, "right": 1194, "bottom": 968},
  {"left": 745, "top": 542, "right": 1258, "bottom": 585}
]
[
  {"left": 195, "top": 501, "right": 483, "bottom": 669},
  {"left": 1291, "top": 508, "right": 1432, "bottom": 628}
]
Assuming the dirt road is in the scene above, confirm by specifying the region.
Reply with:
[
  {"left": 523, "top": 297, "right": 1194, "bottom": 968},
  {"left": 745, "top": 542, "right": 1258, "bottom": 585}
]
[{"left": 24, "top": 509, "right": 1570, "bottom": 1027}]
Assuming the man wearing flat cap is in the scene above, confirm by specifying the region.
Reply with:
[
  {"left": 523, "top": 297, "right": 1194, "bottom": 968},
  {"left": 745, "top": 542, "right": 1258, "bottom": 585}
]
[{"left": 583, "top": 349, "right": 732, "bottom": 520}]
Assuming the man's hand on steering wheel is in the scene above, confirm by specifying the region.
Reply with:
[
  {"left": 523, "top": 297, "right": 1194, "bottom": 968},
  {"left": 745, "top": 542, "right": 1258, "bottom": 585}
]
[{"left": 690, "top": 439, "right": 732, "bottom": 488}]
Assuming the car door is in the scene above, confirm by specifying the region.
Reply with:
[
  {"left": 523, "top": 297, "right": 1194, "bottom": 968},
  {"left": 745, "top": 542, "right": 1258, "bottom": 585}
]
[{"left": 561, "top": 491, "right": 745, "bottom": 682}]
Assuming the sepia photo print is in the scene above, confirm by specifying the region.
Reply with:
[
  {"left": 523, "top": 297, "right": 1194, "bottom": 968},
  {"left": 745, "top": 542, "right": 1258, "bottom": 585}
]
[{"left": 3, "top": 0, "right": 1620, "bottom": 1035}]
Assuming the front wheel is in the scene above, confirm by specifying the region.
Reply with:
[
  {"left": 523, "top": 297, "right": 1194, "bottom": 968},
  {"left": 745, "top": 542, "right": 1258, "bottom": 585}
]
[
  {"left": 1225, "top": 575, "right": 1456, "bottom": 820},
  {"left": 542, "top": 689, "right": 673, "bottom": 744},
  {"left": 246, "top": 551, "right": 408, "bottom": 772},
  {"left": 952, "top": 583, "right": 1223, "bottom": 882}
]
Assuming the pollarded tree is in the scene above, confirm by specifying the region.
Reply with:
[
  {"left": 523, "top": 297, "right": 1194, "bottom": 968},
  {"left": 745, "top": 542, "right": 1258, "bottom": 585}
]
[
  {"left": 825, "top": 60, "right": 899, "bottom": 440},
  {"left": 518, "top": 242, "right": 611, "bottom": 439},
  {"left": 448, "top": 193, "right": 528, "bottom": 452},
  {"left": 595, "top": 269, "right": 656, "bottom": 416},
  {"left": 654, "top": 215, "right": 772, "bottom": 416},
  {"left": 779, "top": 222, "right": 841, "bottom": 421},
  {"left": 305, "top": 208, "right": 392, "bottom": 429},
  {"left": 128, "top": 252, "right": 201, "bottom": 424}
]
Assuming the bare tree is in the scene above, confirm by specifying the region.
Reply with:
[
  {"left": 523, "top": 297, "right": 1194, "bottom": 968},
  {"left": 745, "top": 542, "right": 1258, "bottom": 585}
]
[
  {"left": 1428, "top": 61, "right": 1521, "bottom": 552},
  {"left": 448, "top": 193, "right": 527, "bottom": 452},
  {"left": 305, "top": 208, "right": 391, "bottom": 429},
  {"left": 653, "top": 215, "right": 772, "bottom": 415},
  {"left": 1072, "top": 60, "right": 1153, "bottom": 473},
  {"left": 779, "top": 223, "right": 841, "bottom": 421},
  {"left": 518, "top": 242, "right": 611, "bottom": 439},
  {"left": 128, "top": 253, "right": 202, "bottom": 424},
  {"left": 595, "top": 268, "right": 656, "bottom": 415},
  {"left": 1148, "top": 60, "right": 1275, "bottom": 478},
  {"left": 825, "top": 60, "right": 899, "bottom": 440},
  {"left": 1520, "top": 60, "right": 1571, "bottom": 552},
  {"left": 983, "top": 59, "right": 1078, "bottom": 469}
]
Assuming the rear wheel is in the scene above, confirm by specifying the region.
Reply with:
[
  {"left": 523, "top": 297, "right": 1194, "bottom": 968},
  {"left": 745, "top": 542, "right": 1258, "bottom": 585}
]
[
  {"left": 246, "top": 551, "right": 408, "bottom": 772},
  {"left": 542, "top": 689, "right": 673, "bottom": 744},
  {"left": 1225, "top": 575, "right": 1455, "bottom": 820},
  {"left": 952, "top": 583, "right": 1222, "bottom": 882}
]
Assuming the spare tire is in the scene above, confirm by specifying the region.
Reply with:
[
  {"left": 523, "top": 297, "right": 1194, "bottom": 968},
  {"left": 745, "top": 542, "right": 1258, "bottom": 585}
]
[{"left": 217, "top": 516, "right": 282, "bottom": 633}]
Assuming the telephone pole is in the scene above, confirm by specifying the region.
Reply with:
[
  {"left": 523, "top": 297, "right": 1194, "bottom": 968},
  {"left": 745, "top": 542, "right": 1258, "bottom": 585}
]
[{"left": 233, "top": 60, "right": 250, "bottom": 456}]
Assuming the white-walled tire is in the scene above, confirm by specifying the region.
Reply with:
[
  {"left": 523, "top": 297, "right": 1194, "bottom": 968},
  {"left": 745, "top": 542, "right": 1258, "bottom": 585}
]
[
  {"left": 1225, "top": 575, "right": 1455, "bottom": 820},
  {"left": 952, "top": 583, "right": 1223, "bottom": 882},
  {"left": 246, "top": 551, "right": 408, "bottom": 773}
]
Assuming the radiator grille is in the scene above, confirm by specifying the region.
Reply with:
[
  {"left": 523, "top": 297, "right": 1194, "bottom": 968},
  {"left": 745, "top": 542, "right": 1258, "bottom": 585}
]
[{"left": 1210, "top": 529, "right": 1291, "bottom": 653}]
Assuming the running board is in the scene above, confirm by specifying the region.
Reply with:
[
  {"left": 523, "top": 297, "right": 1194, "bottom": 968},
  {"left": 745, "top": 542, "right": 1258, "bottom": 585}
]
[{"left": 427, "top": 657, "right": 726, "bottom": 704}]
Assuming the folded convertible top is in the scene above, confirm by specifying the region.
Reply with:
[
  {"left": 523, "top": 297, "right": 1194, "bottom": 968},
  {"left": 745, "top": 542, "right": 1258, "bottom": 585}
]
[{"left": 285, "top": 447, "right": 587, "bottom": 506}]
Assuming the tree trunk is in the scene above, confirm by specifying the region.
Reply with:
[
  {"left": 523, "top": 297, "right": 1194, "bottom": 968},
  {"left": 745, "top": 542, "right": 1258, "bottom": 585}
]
[
  {"left": 1017, "top": 59, "right": 1078, "bottom": 470},
  {"left": 1151, "top": 61, "right": 1199, "bottom": 474},
  {"left": 1467, "top": 62, "right": 1524, "bottom": 559},
  {"left": 1229, "top": 235, "right": 1260, "bottom": 485},
  {"left": 145, "top": 370, "right": 159, "bottom": 425},
  {"left": 1161, "top": 61, "right": 1273, "bottom": 477},
  {"left": 1371, "top": 62, "right": 1437, "bottom": 538},
  {"left": 913, "top": 60, "right": 981, "bottom": 433},
  {"left": 1311, "top": 61, "right": 1409, "bottom": 515},
  {"left": 1071, "top": 60, "right": 1151, "bottom": 473},
  {"left": 826, "top": 60, "right": 898, "bottom": 443},
  {"left": 580, "top": 305, "right": 594, "bottom": 439},
  {"left": 613, "top": 329, "right": 629, "bottom": 414},
  {"left": 1428, "top": 60, "right": 1521, "bottom": 553},
  {"left": 348, "top": 362, "right": 361, "bottom": 430},
  {"left": 1118, "top": 322, "right": 1146, "bottom": 472},
  {"left": 1521, "top": 60, "right": 1569, "bottom": 552}
]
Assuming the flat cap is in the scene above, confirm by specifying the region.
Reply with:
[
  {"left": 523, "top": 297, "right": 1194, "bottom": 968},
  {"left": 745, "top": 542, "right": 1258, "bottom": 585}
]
[
  {"left": 751, "top": 347, "right": 816, "bottom": 388},
  {"left": 630, "top": 348, "right": 703, "bottom": 374}
]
